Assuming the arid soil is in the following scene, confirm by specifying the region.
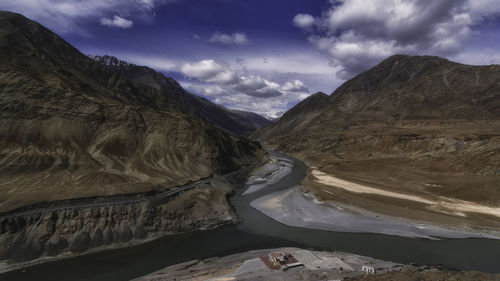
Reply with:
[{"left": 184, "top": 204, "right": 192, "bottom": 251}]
[
  {"left": 251, "top": 186, "right": 498, "bottom": 238},
  {"left": 255, "top": 55, "right": 500, "bottom": 231},
  {"left": 259, "top": 121, "right": 500, "bottom": 233}
]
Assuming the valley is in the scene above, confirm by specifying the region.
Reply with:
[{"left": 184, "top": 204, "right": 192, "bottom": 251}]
[
  {"left": 255, "top": 55, "right": 500, "bottom": 234},
  {"left": 1, "top": 152, "right": 499, "bottom": 281}
]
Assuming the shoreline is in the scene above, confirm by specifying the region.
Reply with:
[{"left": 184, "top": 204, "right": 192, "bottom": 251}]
[
  {"left": 132, "top": 247, "right": 500, "bottom": 281},
  {"left": 311, "top": 168, "right": 500, "bottom": 219},
  {"left": 242, "top": 154, "right": 294, "bottom": 195},
  {"left": 0, "top": 161, "right": 260, "bottom": 274},
  {"left": 0, "top": 218, "right": 238, "bottom": 274},
  {"left": 250, "top": 185, "right": 500, "bottom": 240},
  {"left": 132, "top": 247, "right": 407, "bottom": 281}
]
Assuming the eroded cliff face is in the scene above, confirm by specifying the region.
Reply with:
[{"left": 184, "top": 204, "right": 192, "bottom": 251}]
[{"left": 0, "top": 184, "right": 238, "bottom": 265}]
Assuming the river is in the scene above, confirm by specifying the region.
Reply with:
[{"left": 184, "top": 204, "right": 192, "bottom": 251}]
[{"left": 1, "top": 151, "right": 499, "bottom": 280}]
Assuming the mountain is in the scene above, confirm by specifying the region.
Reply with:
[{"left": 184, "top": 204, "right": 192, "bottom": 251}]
[
  {"left": 229, "top": 109, "right": 271, "bottom": 127},
  {"left": 89, "top": 55, "right": 268, "bottom": 137},
  {"left": 255, "top": 54, "right": 500, "bottom": 229},
  {"left": 259, "top": 55, "right": 500, "bottom": 139},
  {"left": 255, "top": 92, "right": 330, "bottom": 138},
  {"left": 0, "top": 11, "right": 261, "bottom": 212}
]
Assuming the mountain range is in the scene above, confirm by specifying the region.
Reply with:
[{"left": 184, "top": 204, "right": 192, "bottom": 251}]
[
  {"left": 255, "top": 54, "right": 500, "bottom": 229},
  {"left": 0, "top": 11, "right": 263, "bottom": 212},
  {"left": 89, "top": 55, "right": 270, "bottom": 137}
]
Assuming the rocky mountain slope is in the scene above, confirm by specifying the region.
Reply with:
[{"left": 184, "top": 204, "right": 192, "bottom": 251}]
[
  {"left": 90, "top": 55, "right": 270, "bottom": 137},
  {"left": 0, "top": 181, "right": 238, "bottom": 265},
  {"left": 229, "top": 109, "right": 271, "bottom": 128},
  {"left": 0, "top": 11, "right": 261, "bottom": 212},
  {"left": 255, "top": 55, "right": 500, "bottom": 229}
]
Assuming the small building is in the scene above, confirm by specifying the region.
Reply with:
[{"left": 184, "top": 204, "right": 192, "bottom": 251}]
[
  {"left": 362, "top": 264, "right": 375, "bottom": 274},
  {"left": 261, "top": 251, "right": 303, "bottom": 270},
  {"left": 268, "top": 251, "right": 287, "bottom": 265}
]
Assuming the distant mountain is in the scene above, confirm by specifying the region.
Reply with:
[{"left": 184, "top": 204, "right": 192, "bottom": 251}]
[
  {"left": 0, "top": 11, "right": 260, "bottom": 211},
  {"left": 90, "top": 55, "right": 268, "bottom": 137},
  {"left": 259, "top": 55, "right": 500, "bottom": 142},
  {"left": 255, "top": 54, "right": 500, "bottom": 219},
  {"left": 229, "top": 109, "right": 271, "bottom": 127},
  {"left": 254, "top": 92, "right": 329, "bottom": 138}
]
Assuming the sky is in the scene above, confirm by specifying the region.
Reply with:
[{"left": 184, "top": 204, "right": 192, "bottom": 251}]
[{"left": 1, "top": 0, "right": 500, "bottom": 117}]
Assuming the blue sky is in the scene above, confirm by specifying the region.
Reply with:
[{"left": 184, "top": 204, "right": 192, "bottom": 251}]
[{"left": 2, "top": 0, "right": 500, "bottom": 116}]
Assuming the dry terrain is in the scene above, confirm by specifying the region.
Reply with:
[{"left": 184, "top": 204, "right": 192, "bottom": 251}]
[{"left": 256, "top": 55, "right": 500, "bottom": 232}]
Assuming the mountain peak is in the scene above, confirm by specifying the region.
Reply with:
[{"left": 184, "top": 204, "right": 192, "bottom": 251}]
[
  {"left": 379, "top": 54, "right": 454, "bottom": 67},
  {"left": 0, "top": 10, "right": 84, "bottom": 62},
  {"left": 311, "top": 91, "right": 329, "bottom": 98}
]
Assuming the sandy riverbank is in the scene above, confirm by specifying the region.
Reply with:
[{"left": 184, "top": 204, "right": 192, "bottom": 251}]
[
  {"left": 311, "top": 168, "right": 500, "bottom": 218},
  {"left": 251, "top": 186, "right": 500, "bottom": 239},
  {"left": 242, "top": 155, "right": 294, "bottom": 195}
]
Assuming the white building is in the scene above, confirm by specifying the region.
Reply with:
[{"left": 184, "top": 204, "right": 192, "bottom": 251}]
[{"left": 362, "top": 265, "right": 375, "bottom": 274}]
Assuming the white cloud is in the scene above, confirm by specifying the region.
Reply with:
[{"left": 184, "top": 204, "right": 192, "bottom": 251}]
[
  {"left": 181, "top": 59, "right": 286, "bottom": 98},
  {"left": 281, "top": 80, "right": 309, "bottom": 93},
  {"left": 232, "top": 75, "right": 282, "bottom": 98},
  {"left": 293, "top": 14, "right": 316, "bottom": 28},
  {"left": 182, "top": 80, "right": 308, "bottom": 115},
  {"left": 100, "top": 15, "right": 133, "bottom": 28},
  {"left": 209, "top": 32, "right": 249, "bottom": 45},
  {"left": 0, "top": 0, "right": 177, "bottom": 34},
  {"left": 180, "top": 60, "right": 239, "bottom": 84},
  {"left": 295, "top": 0, "right": 500, "bottom": 79},
  {"left": 241, "top": 52, "right": 338, "bottom": 75},
  {"left": 179, "top": 58, "right": 317, "bottom": 107},
  {"left": 87, "top": 50, "right": 334, "bottom": 114}
]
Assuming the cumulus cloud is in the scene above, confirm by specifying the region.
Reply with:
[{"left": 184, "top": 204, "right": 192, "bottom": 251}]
[
  {"left": 180, "top": 57, "right": 309, "bottom": 102},
  {"left": 0, "top": 0, "right": 177, "bottom": 33},
  {"left": 294, "top": 0, "right": 500, "bottom": 79},
  {"left": 182, "top": 80, "right": 308, "bottom": 115},
  {"left": 181, "top": 59, "right": 287, "bottom": 98},
  {"left": 180, "top": 60, "right": 240, "bottom": 84},
  {"left": 114, "top": 52, "right": 331, "bottom": 114},
  {"left": 281, "top": 80, "right": 309, "bottom": 93},
  {"left": 232, "top": 76, "right": 282, "bottom": 98},
  {"left": 100, "top": 15, "right": 133, "bottom": 28},
  {"left": 293, "top": 14, "right": 316, "bottom": 28},
  {"left": 209, "top": 32, "right": 249, "bottom": 45}
]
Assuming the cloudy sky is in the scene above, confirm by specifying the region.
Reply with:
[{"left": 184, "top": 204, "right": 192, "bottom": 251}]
[{"left": 2, "top": 0, "right": 500, "bottom": 116}]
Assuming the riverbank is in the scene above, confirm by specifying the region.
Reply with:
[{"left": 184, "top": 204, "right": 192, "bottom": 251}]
[
  {"left": 2, "top": 151, "right": 500, "bottom": 281},
  {"left": 0, "top": 159, "right": 262, "bottom": 274},
  {"left": 132, "top": 247, "right": 500, "bottom": 281},
  {"left": 242, "top": 155, "right": 294, "bottom": 195},
  {"left": 132, "top": 247, "right": 406, "bottom": 281},
  {"left": 251, "top": 186, "right": 500, "bottom": 239}
]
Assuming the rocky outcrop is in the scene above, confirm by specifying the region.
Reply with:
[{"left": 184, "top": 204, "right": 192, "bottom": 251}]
[{"left": 0, "top": 184, "right": 238, "bottom": 264}]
